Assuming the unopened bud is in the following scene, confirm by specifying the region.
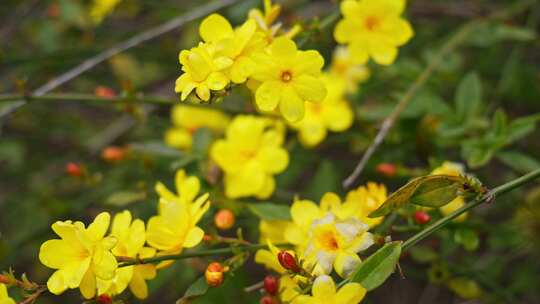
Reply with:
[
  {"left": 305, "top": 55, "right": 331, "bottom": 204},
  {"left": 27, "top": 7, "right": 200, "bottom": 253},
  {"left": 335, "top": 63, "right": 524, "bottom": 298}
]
[
  {"left": 414, "top": 211, "right": 431, "bottom": 225},
  {"left": 263, "top": 275, "right": 279, "bottom": 295},
  {"left": 376, "top": 163, "right": 397, "bottom": 177},
  {"left": 96, "top": 294, "right": 112, "bottom": 304},
  {"left": 205, "top": 262, "right": 227, "bottom": 287},
  {"left": 94, "top": 86, "right": 117, "bottom": 98},
  {"left": 65, "top": 162, "right": 83, "bottom": 177},
  {"left": 277, "top": 251, "right": 300, "bottom": 273},
  {"left": 260, "top": 295, "right": 277, "bottom": 304},
  {"left": 101, "top": 146, "right": 127, "bottom": 163},
  {"left": 214, "top": 209, "right": 235, "bottom": 230}
]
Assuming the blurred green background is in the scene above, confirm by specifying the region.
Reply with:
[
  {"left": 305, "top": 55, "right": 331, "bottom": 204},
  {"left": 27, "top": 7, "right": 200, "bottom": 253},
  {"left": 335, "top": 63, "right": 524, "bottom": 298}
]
[{"left": 1, "top": 0, "right": 540, "bottom": 303}]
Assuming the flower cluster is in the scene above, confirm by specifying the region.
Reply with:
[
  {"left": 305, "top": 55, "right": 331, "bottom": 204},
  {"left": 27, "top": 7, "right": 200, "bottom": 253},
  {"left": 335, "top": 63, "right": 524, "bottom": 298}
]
[
  {"left": 164, "top": 105, "right": 230, "bottom": 151},
  {"left": 255, "top": 183, "right": 387, "bottom": 302},
  {"left": 175, "top": 2, "right": 328, "bottom": 123},
  {"left": 211, "top": 115, "right": 288, "bottom": 199},
  {"left": 334, "top": 0, "right": 414, "bottom": 65},
  {"left": 39, "top": 170, "right": 210, "bottom": 300}
]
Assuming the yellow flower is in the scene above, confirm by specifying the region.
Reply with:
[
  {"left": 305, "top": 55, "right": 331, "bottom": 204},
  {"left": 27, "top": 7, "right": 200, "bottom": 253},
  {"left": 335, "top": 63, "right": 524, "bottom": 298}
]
[
  {"left": 90, "top": 0, "right": 122, "bottom": 24},
  {"left": 96, "top": 211, "right": 157, "bottom": 299},
  {"left": 39, "top": 212, "right": 118, "bottom": 299},
  {"left": 291, "top": 74, "right": 353, "bottom": 147},
  {"left": 146, "top": 170, "right": 210, "bottom": 267},
  {"left": 259, "top": 220, "right": 290, "bottom": 244},
  {"left": 200, "top": 14, "right": 266, "bottom": 84},
  {"left": 164, "top": 105, "right": 230, "bottom": 150},
  {"left": 343, "top": 182, "right": 388, "bottom": 228},
  {"left": 175, "top": 42, "right": 232, "bottom": 102},
  {"left": 334, "top": 0, "right": 414, "bottom": 65},
  {"left": 293, "top": 275, "right": 366, "bottom": 304},
  {"left": 251, "top": 37, "right": 327, "bottom": 122},
  {"left": 210, "top": 115, "right": 289, "bottom": 199},
  {"left": 431, "top": 162, "right": 467, "bottom": 222},
  {"left": 0, "top": 284, "right": 15, "bottom": 304},
  {"left": 285, "top": 194, "right": 374, "bottom": 277},
  {"left": 330, "top": 46, "right": 370, "bottom": 93}
]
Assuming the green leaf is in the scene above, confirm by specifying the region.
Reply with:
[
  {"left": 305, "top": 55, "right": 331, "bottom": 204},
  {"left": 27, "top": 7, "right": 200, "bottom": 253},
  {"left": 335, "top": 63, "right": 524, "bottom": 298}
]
[
  {"left": 507, "top": 113, "right": 540, "bottom": 142},
  {"left": 369, "top": 175, "right": 465, "bottom": 217},
  {"left": 468, "top": 23, "right": 536, "bottom": 46},
  {"left": 492, "top": 109, "right": 508, "bottom": 138},
  {"left": 447, "top": 277, "right": 483, "bottom": 299},
  {"left": 176, "top": 277, "right": 209, "bottom": 304},
  {"left": 248, "top": 203, "right": 291, "bottom": 221},
  {"left": 349, "top": 242, "right": 402, "bottom": 291},
  {"left": 497, "top": 151, "right": 540, "bottom": 174},
  {"left": 454, "top": 228, "right": 480, "bottom": 251},
  {"left": 409, "top": 246, "right": 439, "bottom": 264},
  {"left": 129, "top": 141, "right": 183, "bottom": 157},
  {"left": 409, "top": 176, "right": 462, "bottom": 207},
  {"left": 455, "top": 72, "right": 482, "bottom": 123},
  {"left": 305, "top": 160, "right": 340, "bottom": 200},
  {"left": 106, "top": 191, "right": 146, "bottom": 206}
]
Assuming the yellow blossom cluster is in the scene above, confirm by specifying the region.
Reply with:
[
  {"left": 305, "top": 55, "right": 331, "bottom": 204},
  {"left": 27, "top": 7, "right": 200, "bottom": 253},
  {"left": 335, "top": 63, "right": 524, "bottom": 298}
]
[
  {"left": 175, "top": 1, "right": 327, "bottom": 123},
  {"left": 211, "top": 115, "right": 288, "bottom": 199},
  {"left": 39, "top": 170, "right": 209, "bottom": 300},
  {"left": 255, "top": 183, "right": 387, "bottom": 302}
]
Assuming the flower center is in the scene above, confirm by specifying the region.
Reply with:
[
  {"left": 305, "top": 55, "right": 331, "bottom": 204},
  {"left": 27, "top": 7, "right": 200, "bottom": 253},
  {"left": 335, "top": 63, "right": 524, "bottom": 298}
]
[
  {"left": 314, "top": 228, "right": 340, "bottom": 252},
  {"left": 281, "top": 70, "right": 293, "bottom": 82},
  {"left": 364, "top": 16, "right": 380, "bottom": 31},
  {"left": 240, "top": 150, "right": 257, "bottom": 160}
]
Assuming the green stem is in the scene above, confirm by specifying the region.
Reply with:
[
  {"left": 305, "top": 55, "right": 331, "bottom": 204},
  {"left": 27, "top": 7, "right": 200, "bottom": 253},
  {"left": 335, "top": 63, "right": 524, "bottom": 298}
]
[
  {"left": 402, "top": 168, "right": 540, "bottom": 251},
  {"left": 118, "top": 243, "right": 290, "bottom": 267},
  {"left": 0, "top": 93, "right": 243, "bottom": 113}
]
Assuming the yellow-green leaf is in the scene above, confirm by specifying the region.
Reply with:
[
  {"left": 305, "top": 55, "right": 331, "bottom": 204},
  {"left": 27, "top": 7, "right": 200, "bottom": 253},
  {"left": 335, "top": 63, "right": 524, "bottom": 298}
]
[{"left": 349, "top": 242, "right": 402, "bottom": 291}]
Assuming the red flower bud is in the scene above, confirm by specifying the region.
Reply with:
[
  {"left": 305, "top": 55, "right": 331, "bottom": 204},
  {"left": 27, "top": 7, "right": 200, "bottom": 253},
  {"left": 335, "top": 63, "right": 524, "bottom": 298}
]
[
  {"left": 205, "top": 262, "right": 227, "bottom": 287},
  {"left": 214, "top": 209, "right": 235, "bottom": 230},
  {"left": 414, "top": 211, "right": 431, "bottom": 225},
  {"left": 65, "top": 162, "right": 82, "bottom": 177},
  {"left": 277, "top": 251, "right": 300, "bottom": 273},
  {"left": 96, "top": 294, "right": 112, "bottom": 304},
  {"left": 101, "top": 146, "right": 127, "bottom": 163},
  {"left": 263, "top": 275, "right": 279, "bottom": 295},
  {"left": 376, "top": 163, "right": 397, "bottom": 177},
  {"left": 260, "top": 295, "right": 277, "bottom": 304}
]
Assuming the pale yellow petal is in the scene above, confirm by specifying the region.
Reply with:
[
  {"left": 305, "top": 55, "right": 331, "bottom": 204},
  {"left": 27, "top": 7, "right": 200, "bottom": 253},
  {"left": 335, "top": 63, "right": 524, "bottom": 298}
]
[
  {"left": 199, "top": 14, "right": 233, "bottom": 43},
  {"left": 183, "top": 226, "right": 204, "bottom": 248},
  {"left": 256, "top": 80, "right": 282, "bottom": 111}
]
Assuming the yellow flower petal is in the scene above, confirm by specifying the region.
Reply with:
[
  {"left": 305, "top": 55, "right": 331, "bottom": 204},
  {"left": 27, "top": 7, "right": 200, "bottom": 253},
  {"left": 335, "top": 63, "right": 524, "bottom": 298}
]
[
  {"left": 39, "top": 240, "right": 81, "bottom": 269},
  {"left": 335, "top": 282, "right": 366, "bottom": 304},
  {"left": 199, "top": 14, "right": 233, "bottom": 43},
  {"left": 290, "top": 200, "right": 321, "bottom": 230},
  {"left": 183, "top": 226, "right": 204, "bottom": 248},
  {"left": 369, "top": 41, "right": 398, "bottom": 65},
  {"left": 334, "top": 252, "right": 361, "bottom": 278},
  {"left": 312, "top": 275, "right": 336, "bottom": 299},
  {"left": 292, "top": 75, "right": 327, "bottom": 102},
  {"left": 256, "top": 80, "right": 282, "bottom": 111},
  {"left": 47, "top": 270, "right": 67, "bottom": 295},
  {"left": 280, "top": 87, "right": 305, "bottom": 122},
  {"left": 93, "top": 250, "right": 118, "bottom": 280},
  {"left": 257, "top": 146, "right": 289, "bottom": 173},
  {"left": 79, "top": 269, "right": 96, "bottom": 299},
  {"left": 86, "top": 212, "right": 110, "bottom": 242}
]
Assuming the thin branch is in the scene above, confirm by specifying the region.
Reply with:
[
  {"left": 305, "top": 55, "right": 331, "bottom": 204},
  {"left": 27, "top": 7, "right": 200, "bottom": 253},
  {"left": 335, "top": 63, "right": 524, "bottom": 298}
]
[
  {"left": 0, "top": 0, "right": 239, "bottom": 118},
  {"left": 117, "top": 243, "right": 291, "bottom": 267},
  {"left": 342, "top": 0, "right": 536, "bottom": 189}
]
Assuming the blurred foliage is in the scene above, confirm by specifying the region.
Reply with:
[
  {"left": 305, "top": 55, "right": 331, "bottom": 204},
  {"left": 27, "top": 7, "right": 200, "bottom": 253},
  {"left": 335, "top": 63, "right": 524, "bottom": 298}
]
[{"left": 0, "top": 0, "right": 540, "bottom": 303}]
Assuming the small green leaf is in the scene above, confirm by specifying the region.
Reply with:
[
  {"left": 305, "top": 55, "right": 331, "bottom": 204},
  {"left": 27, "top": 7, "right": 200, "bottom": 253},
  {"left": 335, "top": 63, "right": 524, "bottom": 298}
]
[
  {"left": 106, "top": 191, "right": 146, "bottom": 206},
  {"left": 176, "top": 277, "right": 209, "bottom": 304},
  {"left": 409, "top": 176, "right": 462, "bottom": 207},
  {"left": 129, "top": 141, "right": 183, "bottom": 157},
  {"left": 192, "top": 128, "right": 213, "bottom": 155},
  {"left": 447, "top": 277, "right": 483, "bottom": 299},
  {"left": 455, "top": 72, "right": 482, "bottom": 123},
  {"left": 497, "top": 151, "right": 540, "bottom": 174},
  {"left": 507, "top": 113, "right": 540, "bottom": 142},
  {"left": 454, "top": 228, "right": 480, "bottom": 251},
  {"left": 349, "top": 242, "right": 402, "bottom": 291},
  {"left": 248, "top": 203, "right": 291, "bottom": 221}
]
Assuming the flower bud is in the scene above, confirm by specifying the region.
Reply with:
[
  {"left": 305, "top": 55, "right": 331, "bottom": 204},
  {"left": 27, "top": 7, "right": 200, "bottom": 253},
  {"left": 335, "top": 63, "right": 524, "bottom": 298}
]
[
  {"left": 263, "top": 275, "right": 279, "bottom": 295},
  {"left": 205, "top": 262, "right": 225, "bottom": 287},
  {"left": 96, "top": 294, "right": 112, "bottom": 304},
  {"left": 65, "top": 162, "right": 82, "bottom": 177},
  {"left": 260, "top": 295, "right": 277, "bottom": 304},
  {"left": 214, "top": 209, "right": 235, "bottom": 230},
  {"left": 376, "top": 163, "right": 397, "bottom": 177},
  {"left": 101, "top": 146, "right": 127, "bottom": 163},
  {"left": 94, "top": 86, "right": 117, "bottom": 98},
  {"left": 277, "top": 251, "right": 300, "bottom": 273},
  {"left": 414, "top": 211, "right": 431, "bottom": 225}
]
